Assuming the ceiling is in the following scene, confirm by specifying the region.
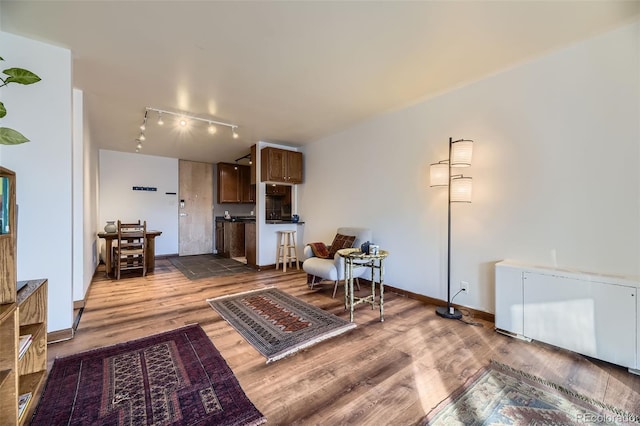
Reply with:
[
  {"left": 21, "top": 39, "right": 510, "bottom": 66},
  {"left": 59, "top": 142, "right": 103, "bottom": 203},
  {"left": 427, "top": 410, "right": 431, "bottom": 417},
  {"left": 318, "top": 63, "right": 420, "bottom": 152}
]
[{"left": 1, "top": 1, "right": 638, "bottom": 164}]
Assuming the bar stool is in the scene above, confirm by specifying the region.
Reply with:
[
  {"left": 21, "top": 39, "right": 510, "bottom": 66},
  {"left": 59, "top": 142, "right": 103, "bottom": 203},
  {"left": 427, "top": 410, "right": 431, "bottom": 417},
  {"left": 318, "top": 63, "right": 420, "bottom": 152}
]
[{"left": 276, "top": 230, "right": 299, "bottom": 272}]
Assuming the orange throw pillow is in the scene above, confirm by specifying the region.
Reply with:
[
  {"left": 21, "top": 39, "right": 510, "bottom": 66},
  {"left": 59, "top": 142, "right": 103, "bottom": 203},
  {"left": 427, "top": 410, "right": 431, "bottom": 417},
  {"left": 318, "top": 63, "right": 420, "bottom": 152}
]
[{"left": 308, "top": 242, "right": 330, "bottom": 259}]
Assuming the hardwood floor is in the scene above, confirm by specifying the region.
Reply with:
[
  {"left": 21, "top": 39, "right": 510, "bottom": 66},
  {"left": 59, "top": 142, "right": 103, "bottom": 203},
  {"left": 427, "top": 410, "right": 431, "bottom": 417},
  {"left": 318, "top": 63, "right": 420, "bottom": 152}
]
[{"left": 47, "top": 259, "right": 640, "bottom": 424}]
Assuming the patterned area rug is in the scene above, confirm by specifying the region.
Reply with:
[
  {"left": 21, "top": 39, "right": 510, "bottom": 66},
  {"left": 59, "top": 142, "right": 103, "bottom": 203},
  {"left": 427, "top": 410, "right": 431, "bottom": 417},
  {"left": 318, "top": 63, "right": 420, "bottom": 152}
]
[
  {"left": 424, "top": 360, "right": 638, "bottom": 425},
  {"left": 169, "top": 254, "right": 254, "bottom": 280},
  {"left": 31, "top": 324, "right": 266, "bottom": 426},
  {"left": 207, "top": 287, "right": 356, "bottom": 363}
]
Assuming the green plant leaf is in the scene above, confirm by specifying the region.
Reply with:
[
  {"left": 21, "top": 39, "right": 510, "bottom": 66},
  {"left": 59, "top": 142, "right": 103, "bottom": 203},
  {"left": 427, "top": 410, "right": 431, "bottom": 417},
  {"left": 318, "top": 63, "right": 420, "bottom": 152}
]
[
  {"left": 2, "top": 68, "right": 41, "bottom": 85},
  {"left": 0, "top": 101, "right": 5, "bottom": 118},
  {"left": 0, "top": 127, "right": 30, "bottom": 145}
]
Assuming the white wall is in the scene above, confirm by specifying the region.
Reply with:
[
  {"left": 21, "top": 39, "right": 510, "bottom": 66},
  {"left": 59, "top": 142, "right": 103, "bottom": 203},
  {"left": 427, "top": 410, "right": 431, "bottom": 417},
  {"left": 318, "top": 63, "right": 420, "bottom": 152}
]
[
  {"left": 0, "top": 31, "right": 74, "bottom": 332},
  {"left": 98, "top": 149, "right": 178, "bottom": 256},
  {"left": 299, "top": 22, "right": 640, "bottom": 314},
  {"left": 73, "top": 89, "right": 99, "bottom": 302},
  {"left": 85, "top": 100, "right": 99, "bottom": 299}
]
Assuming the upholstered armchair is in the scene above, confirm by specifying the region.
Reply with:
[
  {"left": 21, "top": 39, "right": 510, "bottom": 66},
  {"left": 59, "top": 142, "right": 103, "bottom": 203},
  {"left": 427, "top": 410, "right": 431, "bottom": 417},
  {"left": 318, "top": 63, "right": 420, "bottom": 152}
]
[{"left": 302, "top": 227, "right": 372, "bottom": 298}]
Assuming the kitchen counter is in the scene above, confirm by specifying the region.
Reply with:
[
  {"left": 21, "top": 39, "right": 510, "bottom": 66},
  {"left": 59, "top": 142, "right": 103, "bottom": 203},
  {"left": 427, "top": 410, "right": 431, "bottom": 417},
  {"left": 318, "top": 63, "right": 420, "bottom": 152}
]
[
  {"left": 215, "top": 216, "right": 256, "bottom": 223},
  {"left": 215, "top": 216, "right": 303, "bottom": 225},
  {"left": 265, "top": 220, "right": 305, "bottom": 225}
]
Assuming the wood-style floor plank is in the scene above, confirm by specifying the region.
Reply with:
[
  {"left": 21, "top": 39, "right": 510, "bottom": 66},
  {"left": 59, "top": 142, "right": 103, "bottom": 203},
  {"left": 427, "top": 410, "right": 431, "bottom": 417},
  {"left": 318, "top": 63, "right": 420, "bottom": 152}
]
[{"left": 45, "top": 259, "right": 640, "bottom": 424}]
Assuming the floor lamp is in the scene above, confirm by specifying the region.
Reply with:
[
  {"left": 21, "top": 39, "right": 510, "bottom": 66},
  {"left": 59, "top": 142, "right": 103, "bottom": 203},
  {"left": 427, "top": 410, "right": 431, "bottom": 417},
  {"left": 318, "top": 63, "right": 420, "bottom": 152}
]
[{"left": 430, "top": 138, "right": 473, "bottom": 320}]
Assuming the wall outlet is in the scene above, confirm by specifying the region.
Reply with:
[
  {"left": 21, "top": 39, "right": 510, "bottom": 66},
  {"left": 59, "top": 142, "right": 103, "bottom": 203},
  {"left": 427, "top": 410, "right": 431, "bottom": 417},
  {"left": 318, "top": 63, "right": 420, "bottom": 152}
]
[{"left": 460, "top": 281, "right": 469, "bottom": 294}]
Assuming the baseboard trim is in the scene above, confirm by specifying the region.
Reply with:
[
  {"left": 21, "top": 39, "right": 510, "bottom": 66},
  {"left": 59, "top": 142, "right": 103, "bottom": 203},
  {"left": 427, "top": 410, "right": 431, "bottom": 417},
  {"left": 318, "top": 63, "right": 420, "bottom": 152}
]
[
  {"left": 155, "top": 253, "right": 178, "bottom": 260},
  {"left": 48, "top": 328, "right": 74, "bottom": 344},
  {"left": 376, "top": 282, "right": 495, "bottom": 323},
  {"left": 258, "top": 263, "right": 292, "bottom": 271}
]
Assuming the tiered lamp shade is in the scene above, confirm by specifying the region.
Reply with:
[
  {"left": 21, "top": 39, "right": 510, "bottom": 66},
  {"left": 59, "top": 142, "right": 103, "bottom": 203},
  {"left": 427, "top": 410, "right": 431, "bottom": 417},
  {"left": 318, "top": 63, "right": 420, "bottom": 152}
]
[
  {"left": 430, "top": 163, "right": 449, "bottom": 187},
  {"left": 450, "top": 176, "right": 473, "bottom": 202},
  {"left": 451, "top": 139, "right": 473, "bottom": 167}
]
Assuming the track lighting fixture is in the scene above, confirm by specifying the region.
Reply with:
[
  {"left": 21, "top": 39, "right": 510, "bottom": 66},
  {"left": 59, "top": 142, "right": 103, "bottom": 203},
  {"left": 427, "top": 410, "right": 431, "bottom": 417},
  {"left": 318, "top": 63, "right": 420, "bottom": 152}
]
[
  {"left": 134, "top": 107, "right": 240, "bottom": 153},
  {"left": 234, "top": 153, "right": 252, "bottom": 165},
  {"left": 144, "top": 107, "right": 238, "bottom": 135},
  {"left": 140, "top": 110, "right": 147, "bottom": 131}
]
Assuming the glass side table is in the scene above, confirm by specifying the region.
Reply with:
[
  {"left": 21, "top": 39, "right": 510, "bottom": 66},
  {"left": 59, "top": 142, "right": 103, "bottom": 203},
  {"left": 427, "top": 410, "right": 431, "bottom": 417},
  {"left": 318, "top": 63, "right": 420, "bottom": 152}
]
[{"left": 338, "top": 248, "right": 389, "bottom": 322}]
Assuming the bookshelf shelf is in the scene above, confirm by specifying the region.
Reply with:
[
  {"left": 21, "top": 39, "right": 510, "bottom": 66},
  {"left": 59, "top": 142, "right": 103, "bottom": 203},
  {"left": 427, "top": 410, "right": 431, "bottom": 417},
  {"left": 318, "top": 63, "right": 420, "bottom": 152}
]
[{"left": 0, "top": 168, "right": 48, "bottom": 425}]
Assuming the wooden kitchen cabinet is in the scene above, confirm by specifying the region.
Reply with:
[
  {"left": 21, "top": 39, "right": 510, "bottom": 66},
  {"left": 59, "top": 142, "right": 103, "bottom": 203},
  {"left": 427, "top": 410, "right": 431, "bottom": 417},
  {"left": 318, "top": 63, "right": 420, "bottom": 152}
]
[
  {"left": 245, "top": 222, "right": 256, "bottom": 266},
  {"left": 217, "top": 163, "right": 254, "bottom": 204},
  {"left": 250, "top": 144, "right": 257, "bottom": 185},
  {"left": 215, "top": 222, "right": 224, "bottom": 254},
  {"left": 223, "top": 222, "right": 245, "bottom": 258},
  {"left": 260, "top": 147, "right": 303, "bottom": 184},
  {"left": 239, "top": 165, "right": 255, "bottom": 203},
  {"left": 217, "top": 163, "right": 240, "bottom": 203},
  {"left": 265, "top": 184, "right": 288, "bottom": 196}
]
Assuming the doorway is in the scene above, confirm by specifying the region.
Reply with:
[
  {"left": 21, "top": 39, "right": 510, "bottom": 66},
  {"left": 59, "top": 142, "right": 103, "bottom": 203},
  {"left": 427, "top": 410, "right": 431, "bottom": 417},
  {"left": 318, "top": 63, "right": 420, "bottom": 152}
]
[{"left": 179, "top": 160, "right": 213, "bottom": 256}]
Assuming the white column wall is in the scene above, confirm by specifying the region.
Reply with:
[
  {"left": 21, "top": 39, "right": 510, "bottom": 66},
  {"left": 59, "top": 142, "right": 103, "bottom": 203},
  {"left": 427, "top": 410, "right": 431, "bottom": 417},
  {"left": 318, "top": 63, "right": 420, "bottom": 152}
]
[{"left": 0, "top": 31, "right": 74, "bottom": 332}]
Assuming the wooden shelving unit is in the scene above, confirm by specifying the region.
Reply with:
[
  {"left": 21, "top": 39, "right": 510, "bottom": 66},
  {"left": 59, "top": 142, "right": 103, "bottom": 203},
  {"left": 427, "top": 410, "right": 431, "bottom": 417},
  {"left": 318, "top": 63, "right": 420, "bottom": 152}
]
[
  {"left": 0, "top": 303, "right": 18, "bottom": 422},
  {"left": 0, "top": 167, "right": 48, "bottom": 425}
]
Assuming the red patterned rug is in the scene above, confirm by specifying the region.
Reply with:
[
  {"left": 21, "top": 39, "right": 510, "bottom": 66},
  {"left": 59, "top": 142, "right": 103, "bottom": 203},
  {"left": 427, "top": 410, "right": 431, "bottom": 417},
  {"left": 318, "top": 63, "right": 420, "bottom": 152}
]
[
  {"left": 423, "top": 360, "right": 638, "bottom": 425},
  {"left": 207, "top": 287, "right": 356, "bottom": 363},
  {"left": 31, "top": 324, "right": 265, "bottom": 426}
]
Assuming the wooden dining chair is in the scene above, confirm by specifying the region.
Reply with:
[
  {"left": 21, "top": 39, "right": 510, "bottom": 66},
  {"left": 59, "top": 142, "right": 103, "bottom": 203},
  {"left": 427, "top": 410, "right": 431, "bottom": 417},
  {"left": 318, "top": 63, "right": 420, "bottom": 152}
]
[{"left": 113, "top": 220, "right": 147, "bottom": 279}]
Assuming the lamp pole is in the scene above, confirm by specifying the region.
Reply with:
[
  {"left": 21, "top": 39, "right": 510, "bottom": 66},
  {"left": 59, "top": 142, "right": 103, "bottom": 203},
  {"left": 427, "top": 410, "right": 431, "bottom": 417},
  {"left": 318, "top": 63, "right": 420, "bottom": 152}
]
[{"left": 436, "top": 137, "right": 463, "bottom": 319}]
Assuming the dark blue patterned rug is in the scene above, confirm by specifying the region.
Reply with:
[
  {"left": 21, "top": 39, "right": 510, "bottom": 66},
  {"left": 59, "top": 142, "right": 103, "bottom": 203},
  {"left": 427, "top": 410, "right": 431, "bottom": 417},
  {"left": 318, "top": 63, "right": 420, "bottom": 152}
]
[{"left": 207, "top": 287, "right": 356, "bottom": 363}]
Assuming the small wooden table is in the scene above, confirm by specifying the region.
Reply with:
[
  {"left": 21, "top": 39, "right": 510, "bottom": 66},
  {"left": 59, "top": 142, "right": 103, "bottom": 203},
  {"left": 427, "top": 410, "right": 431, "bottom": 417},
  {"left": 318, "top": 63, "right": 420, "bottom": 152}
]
[
  {"left": 97, "top": 230, "right": 162, "bottom": 277},
  {"left": 338, "top": 248, "right": 389, "bottom": 322}
]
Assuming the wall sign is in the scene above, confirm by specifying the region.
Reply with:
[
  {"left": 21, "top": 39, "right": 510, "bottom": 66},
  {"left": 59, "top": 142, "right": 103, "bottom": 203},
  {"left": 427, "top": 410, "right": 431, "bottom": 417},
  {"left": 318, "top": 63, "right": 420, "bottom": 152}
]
[{"left": 132, "top": 186, "right": 157, "bottom": 191}]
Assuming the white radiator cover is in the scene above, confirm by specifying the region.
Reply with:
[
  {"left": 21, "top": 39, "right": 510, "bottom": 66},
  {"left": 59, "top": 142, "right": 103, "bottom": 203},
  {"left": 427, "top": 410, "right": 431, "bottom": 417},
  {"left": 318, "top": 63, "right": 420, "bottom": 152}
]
[{"left": 495, "top": 260, "right": 639, "bottom": 371}]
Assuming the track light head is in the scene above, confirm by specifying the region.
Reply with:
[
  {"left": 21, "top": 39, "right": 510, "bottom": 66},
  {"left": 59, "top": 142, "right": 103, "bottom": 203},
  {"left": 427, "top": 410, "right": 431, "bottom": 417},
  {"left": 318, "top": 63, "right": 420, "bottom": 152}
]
[
  {"left": 141, "top": 107, "right": 238, "bottom": 141},
  {"left": 140, "top": 110, "right": 148, "bottom": 131}
]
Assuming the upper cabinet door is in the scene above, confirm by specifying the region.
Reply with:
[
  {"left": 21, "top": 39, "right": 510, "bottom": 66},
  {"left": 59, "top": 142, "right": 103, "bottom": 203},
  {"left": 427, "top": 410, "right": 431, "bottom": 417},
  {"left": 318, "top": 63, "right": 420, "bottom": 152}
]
[
  {"left": 260, "top": 147, "right": 303, "bottom": 184},
  {"left": 239, "top": 165, "right": 254, "bottom": 203},
  {"left": 287, "top": 151, "right": 303, "bottom": 184},
  {"left": 217, "top": 162, "right": 240, "bottom": 203},
  {"left": 261, "top": 147, "right": 287, "bottom": 182}
]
